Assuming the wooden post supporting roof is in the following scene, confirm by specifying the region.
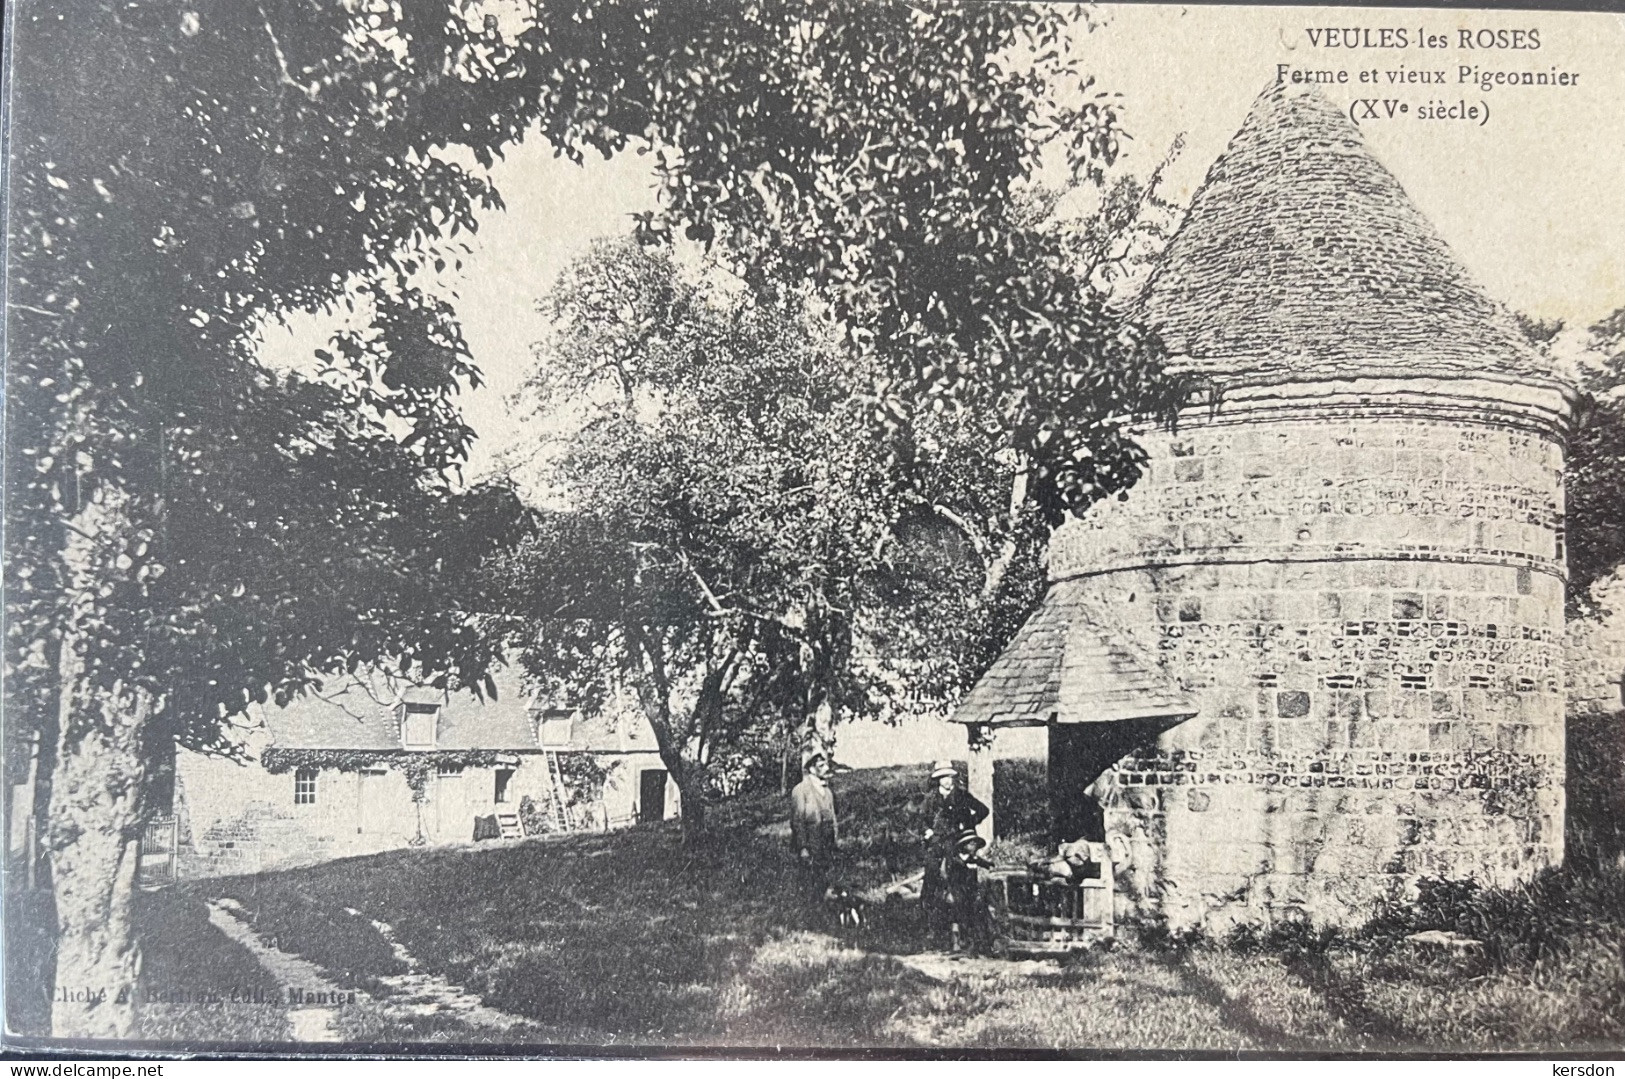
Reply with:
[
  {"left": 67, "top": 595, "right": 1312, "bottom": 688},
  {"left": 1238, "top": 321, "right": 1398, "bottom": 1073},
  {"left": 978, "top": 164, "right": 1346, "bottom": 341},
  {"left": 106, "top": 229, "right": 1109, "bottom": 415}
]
[{"left": 966, "top": 723, "right": 995, "bottom": 843}]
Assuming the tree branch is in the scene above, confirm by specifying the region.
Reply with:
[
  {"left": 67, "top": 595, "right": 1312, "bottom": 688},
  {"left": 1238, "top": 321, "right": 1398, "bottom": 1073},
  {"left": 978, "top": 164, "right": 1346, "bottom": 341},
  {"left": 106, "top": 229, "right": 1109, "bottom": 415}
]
[
  {"left": 257, "top": 4, "right": 313, "bottom": 99},
  {"left": 678, "top": 549, "right": 731, "bottom": 618},
  {"left": 677, "top": 548, "right": 806, "bottom": 637}
]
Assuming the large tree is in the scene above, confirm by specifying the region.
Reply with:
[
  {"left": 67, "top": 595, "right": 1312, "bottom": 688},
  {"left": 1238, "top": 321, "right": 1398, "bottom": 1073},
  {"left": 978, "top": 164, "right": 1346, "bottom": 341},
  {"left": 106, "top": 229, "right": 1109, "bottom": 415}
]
[
  {"left": 7, "top": 0, "right": 1190, "bottom": 1036},
  {"left": 6, "top": 1, "right": 541, "bottom": 1036},
  {"left": 498, "top": 163, "right": 1193, "bottom": 835},
  {"left": 496, "top": 240, "right": 897, "bottom": 842}
]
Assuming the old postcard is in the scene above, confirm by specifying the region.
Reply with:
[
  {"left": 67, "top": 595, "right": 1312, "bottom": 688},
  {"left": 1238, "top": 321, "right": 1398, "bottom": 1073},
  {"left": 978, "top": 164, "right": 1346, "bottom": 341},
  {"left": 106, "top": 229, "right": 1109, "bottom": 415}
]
[{"left": 3, "top": 0, "right": 1622, "bottom": 1059}]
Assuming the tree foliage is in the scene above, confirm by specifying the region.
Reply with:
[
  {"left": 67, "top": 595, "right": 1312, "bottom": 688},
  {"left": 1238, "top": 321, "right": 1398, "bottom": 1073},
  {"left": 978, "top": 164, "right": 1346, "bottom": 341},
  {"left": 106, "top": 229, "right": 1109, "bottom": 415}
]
[
  {"left": 495, "top": 241, "right": 900, "bottom": 840},
  {"left": 611, "top": 5, "right": 1195, "bottom": 520},
  {"left": 1566, "top": 306, "right": 1625, "bottom": 614},
  {"left": 6, "top": 1, "right": 542, "bottom": 777},
  {"left": 5, "top": 0, "right": 1195, "bottom": 1031},
  {"left": 500, "top": 155, "right": 1191, "bottom": 825},
  {"left": 8, "top": 0, "right": 1191, "bottom": 804}
]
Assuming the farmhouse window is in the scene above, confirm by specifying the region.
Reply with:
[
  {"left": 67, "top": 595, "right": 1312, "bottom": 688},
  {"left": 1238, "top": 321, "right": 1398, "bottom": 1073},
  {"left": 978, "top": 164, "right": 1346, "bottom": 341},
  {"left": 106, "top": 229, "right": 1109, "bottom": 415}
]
[
  {"left": 494, "top": 768, "right": 514, "bottom": 804},
  {"left": 537, "top": 707, "right": 574, "bottom": 747},
  {"left": 400, "top": 701, "right": 440, "bottom": 748},
  {"left": 294, "top": 767, "right": 318, "bottom": 805}
]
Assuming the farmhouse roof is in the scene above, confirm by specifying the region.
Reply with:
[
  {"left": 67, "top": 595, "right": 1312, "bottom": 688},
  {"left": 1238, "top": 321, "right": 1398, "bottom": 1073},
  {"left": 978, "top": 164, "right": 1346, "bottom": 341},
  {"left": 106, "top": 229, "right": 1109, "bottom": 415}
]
[
  {"left": 255, "top": 668, "right": 663, "bottom": 755},
  {"left": 257, "top": 668, "right": 542, "bottom": 752},
  {"left": 950, "top": 578, "right": 1196, "bottom": 728},
  {"left": 1136, "top": 80, "right": 1556, "bottom": 388},
  {"left": 559, "top": 708, "right": 663, "bottom": 754}
]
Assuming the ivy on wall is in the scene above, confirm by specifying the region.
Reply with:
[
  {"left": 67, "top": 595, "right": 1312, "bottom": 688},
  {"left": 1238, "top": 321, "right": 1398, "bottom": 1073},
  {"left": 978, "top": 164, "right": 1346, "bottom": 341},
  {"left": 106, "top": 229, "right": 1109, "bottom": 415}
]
[
  {"left": 261, "top": 748, "right": 517, "bottom": 803},
  {"left": 556, "top": 752, "right": 608, "bottom": 808}
]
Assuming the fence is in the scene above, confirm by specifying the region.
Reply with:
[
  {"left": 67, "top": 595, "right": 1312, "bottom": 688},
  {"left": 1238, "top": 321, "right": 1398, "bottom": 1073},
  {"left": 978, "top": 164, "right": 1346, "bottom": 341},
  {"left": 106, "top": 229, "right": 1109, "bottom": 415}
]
[{"left": 136, "top": 815, "right": 178, "bottom": 889}]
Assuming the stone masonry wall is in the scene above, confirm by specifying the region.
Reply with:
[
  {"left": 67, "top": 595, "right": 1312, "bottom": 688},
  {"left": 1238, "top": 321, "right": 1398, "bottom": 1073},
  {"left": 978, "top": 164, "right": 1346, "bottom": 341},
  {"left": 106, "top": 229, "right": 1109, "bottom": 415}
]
[{"left": 1050, "top": 390, "right": 1567, "bottom": 931}]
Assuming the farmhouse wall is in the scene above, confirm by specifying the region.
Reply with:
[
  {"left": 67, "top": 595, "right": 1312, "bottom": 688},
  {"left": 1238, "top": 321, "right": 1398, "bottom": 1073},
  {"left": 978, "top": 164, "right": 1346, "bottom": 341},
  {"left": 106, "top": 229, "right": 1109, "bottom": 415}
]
[
  {"left": 176, "top": 750, "right": 368, "bottom": 875},
  {"left": 176, "top": 749, "right": 560, "bottom": 876},
  {"left": 1050, "top": 383, "right": 1569, "bottom": 931},
  {"left": 595, "top": 753, "right": 680, "bottom": 827}
]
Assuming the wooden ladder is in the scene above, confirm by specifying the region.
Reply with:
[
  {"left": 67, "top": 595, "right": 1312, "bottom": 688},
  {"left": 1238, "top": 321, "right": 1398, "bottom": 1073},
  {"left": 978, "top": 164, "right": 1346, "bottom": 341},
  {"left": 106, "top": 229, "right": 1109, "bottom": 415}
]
[
  {"left": 495, "top": 813, "right": 524, "bottom": 840},
  {"left": 543, "top": 749, "right": 572, "bottom": 833}
]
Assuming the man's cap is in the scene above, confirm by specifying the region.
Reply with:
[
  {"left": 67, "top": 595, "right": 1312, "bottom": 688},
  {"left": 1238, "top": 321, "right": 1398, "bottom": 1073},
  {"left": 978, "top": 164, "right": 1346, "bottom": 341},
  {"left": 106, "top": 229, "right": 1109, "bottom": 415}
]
[
  {"left": 953, "top": 827, "right": 986, "bottom": 852},
  {"left": 803, "top": 749, "right": 828, "bottom": 768},
  {"left": 929, "top": 760, "right": 957, "bottom": 780}
]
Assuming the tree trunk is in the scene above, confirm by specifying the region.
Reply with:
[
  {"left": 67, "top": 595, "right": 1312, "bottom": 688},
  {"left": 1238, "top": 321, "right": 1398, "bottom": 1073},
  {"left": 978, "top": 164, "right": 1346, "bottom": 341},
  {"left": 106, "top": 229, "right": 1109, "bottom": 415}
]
[
  {"left": 645, "top": 730, "right": 707, "bottom": 847},
  {"left": 674, "top": 767, "right": 707, "bottom": 847},
  {"left": 47, "top": 657, "right": 152, "bottom": 1039},
  {"left": 46, "top": 483, "right": 155, "bottom": 1039},
  {"left": 622, "top": 627, "right": 714, "bottom": 847},
  {"left": 981, "top": 466, "right": 1030, "bottom": 603}
]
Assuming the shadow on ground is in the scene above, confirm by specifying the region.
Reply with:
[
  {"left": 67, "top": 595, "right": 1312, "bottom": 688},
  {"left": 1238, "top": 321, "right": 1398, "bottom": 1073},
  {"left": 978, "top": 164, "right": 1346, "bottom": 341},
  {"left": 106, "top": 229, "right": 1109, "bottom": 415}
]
[{"left": 11, "top": 762, "right": 1622, "bottom": 1049}]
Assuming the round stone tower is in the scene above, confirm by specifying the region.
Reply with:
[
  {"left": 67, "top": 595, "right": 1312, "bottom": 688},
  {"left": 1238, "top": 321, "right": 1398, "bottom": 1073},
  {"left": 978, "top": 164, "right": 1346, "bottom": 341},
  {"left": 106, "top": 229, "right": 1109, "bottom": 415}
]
[{"left": 981, "top": 82, "right": 1573, "bottom": 931}]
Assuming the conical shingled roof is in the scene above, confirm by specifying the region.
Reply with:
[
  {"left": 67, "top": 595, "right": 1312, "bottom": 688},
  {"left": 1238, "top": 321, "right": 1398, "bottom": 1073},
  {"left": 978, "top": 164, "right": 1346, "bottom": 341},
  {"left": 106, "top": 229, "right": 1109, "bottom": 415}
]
[
  {"left": 1137, "top": 81, "right": 1555, "bottom": 387},
  {"left": 951, "top": 579, "right": 1196, "bottom": 728}
]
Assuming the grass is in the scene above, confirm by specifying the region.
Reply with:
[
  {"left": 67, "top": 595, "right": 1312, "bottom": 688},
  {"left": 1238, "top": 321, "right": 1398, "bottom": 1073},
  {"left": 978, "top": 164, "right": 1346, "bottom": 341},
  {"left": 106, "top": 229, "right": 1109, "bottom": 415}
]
[
  {"left": 4, "top": 885, "right": 292, "bottom": 1043},
  {"left": 128, "top": 891, "right": 293, "bottom": 1044},
  {"left": 11, "top": 761, "right": 1625, "bottom": 1050},
  {"left": 1228, "top": 869, "right": 1625, "bottom": 1050}
]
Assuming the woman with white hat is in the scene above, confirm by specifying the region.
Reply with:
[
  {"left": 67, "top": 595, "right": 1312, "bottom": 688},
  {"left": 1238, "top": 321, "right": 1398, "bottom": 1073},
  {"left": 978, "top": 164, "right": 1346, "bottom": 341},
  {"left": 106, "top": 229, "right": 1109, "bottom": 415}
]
[{"left": 916, "top": 760, "right": 988, "bottom": 948}]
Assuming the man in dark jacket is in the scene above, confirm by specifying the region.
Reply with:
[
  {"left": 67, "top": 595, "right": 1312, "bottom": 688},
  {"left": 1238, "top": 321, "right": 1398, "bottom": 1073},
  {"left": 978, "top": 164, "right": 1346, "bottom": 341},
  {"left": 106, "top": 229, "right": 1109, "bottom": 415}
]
[{"left": 917, "top": 760, "right": 988, "bottom": 944}]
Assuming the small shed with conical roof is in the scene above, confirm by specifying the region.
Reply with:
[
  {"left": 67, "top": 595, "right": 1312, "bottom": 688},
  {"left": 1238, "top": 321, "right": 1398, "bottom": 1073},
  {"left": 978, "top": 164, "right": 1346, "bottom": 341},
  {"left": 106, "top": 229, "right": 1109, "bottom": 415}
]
[
  {"left": 952, "top": 578, "right": 1197, "bottom": 845},
  {"left": 952, "top": 80, "right": 1574, "bottom": 931}
]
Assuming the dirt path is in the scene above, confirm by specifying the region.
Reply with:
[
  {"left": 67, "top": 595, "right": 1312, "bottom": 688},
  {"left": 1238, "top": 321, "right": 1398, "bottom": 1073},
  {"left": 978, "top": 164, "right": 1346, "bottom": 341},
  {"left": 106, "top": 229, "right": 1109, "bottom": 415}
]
[
  {"left": 351, "top": 908, "right": 535, "bottom": 1033},
  {"left": 205, "top": 898, "right": 349, "bottom": 1042},
  {"left": 206, "top": 897, "right": 538, "bottom": 1043}
]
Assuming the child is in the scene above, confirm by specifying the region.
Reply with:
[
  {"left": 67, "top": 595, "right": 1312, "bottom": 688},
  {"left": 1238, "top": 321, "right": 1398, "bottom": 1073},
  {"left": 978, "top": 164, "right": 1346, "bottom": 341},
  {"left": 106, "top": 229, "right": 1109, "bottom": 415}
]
[{"left": 939, "top": 827, "right": 994, "bottom": 955}]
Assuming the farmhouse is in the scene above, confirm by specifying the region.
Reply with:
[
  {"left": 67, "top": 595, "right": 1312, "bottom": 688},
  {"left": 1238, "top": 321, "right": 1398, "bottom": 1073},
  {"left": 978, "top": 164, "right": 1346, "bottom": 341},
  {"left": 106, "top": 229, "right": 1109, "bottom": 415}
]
[
  {"left": 952, "top": 80, "right": 1581, "bottom": 930},
  {"left": 171, "top": 671, "right": 679, "bottom": 877}
]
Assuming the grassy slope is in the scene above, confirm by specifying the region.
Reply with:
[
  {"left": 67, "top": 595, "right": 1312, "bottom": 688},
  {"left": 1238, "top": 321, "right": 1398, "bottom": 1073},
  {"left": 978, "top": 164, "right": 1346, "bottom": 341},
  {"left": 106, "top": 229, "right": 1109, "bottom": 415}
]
[{"left": 118, "top": 762, "right": 1623, "bottom": 1051}]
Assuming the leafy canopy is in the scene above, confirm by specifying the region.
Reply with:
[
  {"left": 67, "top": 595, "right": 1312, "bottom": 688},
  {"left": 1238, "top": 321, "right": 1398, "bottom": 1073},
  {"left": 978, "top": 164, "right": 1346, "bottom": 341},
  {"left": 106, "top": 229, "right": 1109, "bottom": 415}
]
[
  {"left": 7, "top": 1, "right": 1191, "bottom": 766},
  {"left": 497, "top": 242, "right": 896, "bottom": 792},
  {"left": 1566, "top": 306, "right": 1625, "bottom": 613}
]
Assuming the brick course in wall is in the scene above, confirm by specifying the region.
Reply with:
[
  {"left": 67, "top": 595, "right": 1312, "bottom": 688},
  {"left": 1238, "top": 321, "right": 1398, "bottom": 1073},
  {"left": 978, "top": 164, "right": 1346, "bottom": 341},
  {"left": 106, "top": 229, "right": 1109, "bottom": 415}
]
[{"left": 180, "top": 800, "right": 339, "bottom": 878}]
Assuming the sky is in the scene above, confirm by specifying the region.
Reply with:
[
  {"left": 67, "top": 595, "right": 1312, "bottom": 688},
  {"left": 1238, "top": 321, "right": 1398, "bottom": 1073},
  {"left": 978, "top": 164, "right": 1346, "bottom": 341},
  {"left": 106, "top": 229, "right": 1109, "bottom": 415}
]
[
  {"left": 1066, "top": 5, "right": 1625, "bottom": 324},
  {"left": 262, "top": 5, "right": 1625, "bottom": 483}
]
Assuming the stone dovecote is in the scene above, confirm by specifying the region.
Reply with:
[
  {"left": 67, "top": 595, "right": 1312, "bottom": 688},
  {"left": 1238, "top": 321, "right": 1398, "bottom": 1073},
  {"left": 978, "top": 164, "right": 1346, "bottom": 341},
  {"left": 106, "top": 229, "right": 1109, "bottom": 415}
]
[{"left": 953, "top": 81, "right": 1576, "bottom": 931}]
